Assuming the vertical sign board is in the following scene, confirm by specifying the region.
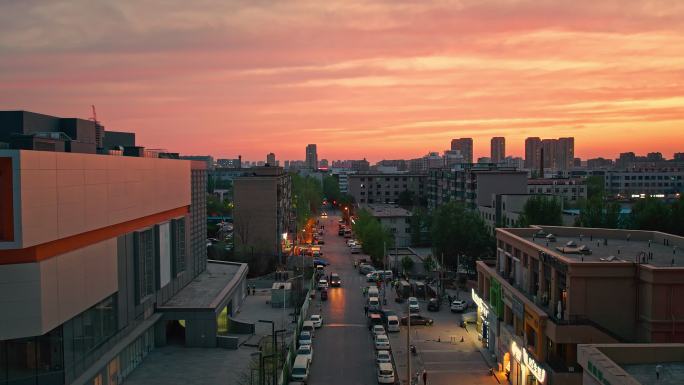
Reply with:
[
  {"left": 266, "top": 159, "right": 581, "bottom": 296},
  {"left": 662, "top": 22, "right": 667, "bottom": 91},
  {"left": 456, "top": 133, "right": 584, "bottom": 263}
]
[{"left": 159, "top": 222, "right": 171, "bottom": 287}]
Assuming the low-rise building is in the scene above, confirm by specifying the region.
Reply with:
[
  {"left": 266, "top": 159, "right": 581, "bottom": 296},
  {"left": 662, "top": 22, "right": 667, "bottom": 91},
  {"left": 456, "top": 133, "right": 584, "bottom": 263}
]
[
  {"left": 474, "top": 226, "right": 684, "bottom": 385},
  {"left": 348, "top": 173, "right": 426, "bottom": 205},
  {"left": 360, "top": 204, "right": 412, "bottom": 247},
  {"left": 604, "top": 167, "right": 684, "bottom": 198},
  {"left": 527, "top": 178, "right": 587, "bottom": 204}
]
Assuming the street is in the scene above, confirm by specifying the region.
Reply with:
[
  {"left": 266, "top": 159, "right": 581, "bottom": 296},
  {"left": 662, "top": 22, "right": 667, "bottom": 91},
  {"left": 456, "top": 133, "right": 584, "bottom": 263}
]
[{"left": 306, "top": 212, "right": 498, "bottom": 385}]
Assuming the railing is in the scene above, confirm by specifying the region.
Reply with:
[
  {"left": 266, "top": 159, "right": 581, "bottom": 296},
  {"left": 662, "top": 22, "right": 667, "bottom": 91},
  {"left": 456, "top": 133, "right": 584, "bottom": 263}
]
[{"left": 278, "top": 277, "right": 314, "bottom": 385}]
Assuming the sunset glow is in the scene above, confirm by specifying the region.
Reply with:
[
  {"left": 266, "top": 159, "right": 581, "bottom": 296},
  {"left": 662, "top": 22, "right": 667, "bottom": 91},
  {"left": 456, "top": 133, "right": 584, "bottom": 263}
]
[{"left": 1, "top": 1, "right": 683, "bottom": 161}]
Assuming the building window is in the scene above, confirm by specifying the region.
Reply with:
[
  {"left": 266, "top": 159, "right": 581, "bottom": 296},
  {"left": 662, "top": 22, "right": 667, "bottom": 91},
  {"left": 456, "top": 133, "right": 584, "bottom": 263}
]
[
  {"left": 135, "top": 229, "right": 155, "bottom": 302},
  {"left": 172, "top": 218, "right": 186, "bottom": 276}
]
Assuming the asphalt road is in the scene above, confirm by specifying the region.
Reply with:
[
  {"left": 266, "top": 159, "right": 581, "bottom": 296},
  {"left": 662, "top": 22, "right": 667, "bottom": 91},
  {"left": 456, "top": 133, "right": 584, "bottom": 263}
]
[{"left": 307, "top": 212, "right": 378, "bottom": 385}]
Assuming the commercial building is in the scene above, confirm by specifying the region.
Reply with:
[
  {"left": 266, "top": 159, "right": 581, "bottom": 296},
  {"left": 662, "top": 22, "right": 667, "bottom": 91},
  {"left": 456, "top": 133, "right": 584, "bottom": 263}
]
[
  {"left": 348, "top": 173, "right": 426, "bottom": 205},
  {"left": 491, "top": 137, "right": 506, "bottom": 164},
  {"left": 603, "top": 167, "right": 684, "bottom": 198},
  {"left": 0, "top": 148, "right": 247, "bottom": 385},
  {"left": 360, "top": 204, "right": 412, "bottom": 247},
  {"left": 474, "top": 225, "right": 684, "bottom": 385},
  {"left": 427, "top": 164, "right": 527, "bottom": 210},
  {"left": 451, "top": 138, "right": 473, "bottom": 164},
  {"left": 305, "top": 144, "right": 318, "bottom": 170},
  {"left": 527, "top": 178, "right": 587, "bottom": 205},
  {"left": 233, "top": 166, "right": 293, "bottom": 257}
]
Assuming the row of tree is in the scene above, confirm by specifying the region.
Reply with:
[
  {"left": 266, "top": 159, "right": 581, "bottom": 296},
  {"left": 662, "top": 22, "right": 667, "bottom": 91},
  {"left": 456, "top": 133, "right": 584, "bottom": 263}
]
[
  {"left": 322, "top": 175, "right": 355, "bottom": 208},
  {"left": 291, "top": 173, "right": 323, "bottom": 228}
]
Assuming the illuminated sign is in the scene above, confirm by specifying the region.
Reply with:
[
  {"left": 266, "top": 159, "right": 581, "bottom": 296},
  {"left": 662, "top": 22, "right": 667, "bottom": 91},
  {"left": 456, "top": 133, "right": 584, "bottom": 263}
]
[
  {"left": 511, "top": 341, "right": 546, "bottom": 383},
  {"left": 471, "top": 288, "right": 489, "bottom": 318}
]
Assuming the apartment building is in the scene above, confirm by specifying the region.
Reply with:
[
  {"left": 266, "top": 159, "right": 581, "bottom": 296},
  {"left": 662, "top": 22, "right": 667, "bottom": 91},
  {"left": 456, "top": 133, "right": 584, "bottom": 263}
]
[
  {"left": 233, "top": 166, "right": 293, "bottom": 257},
  {"left": 527, "top": 179, "right": 587, "bottom": 205},
  {"left": 450, "top": 138, "right": 473, "bottom": 164},
  {"left": 360, "top": 204, "right": 412, "bottom": 247},
  {"left": 491, "top": 137, "right": 506, "bottom": 164},
  {"left": 0, "top": 149, "right": 247, "bottom": 385},
  {"left": 427, "top": 164, "right": 527, "bottom": 210},
  {"left": 348, "top": 173, "right": 426, "bottom": 205},
  {"left": 604, "top": 167, "right": 684, "bottom": 198},
  {"left": 305, "top": 144, "right": 318, "bottom": 170},
  {"left": 474, "top": 226, "right": 684, "bottom": 385}
]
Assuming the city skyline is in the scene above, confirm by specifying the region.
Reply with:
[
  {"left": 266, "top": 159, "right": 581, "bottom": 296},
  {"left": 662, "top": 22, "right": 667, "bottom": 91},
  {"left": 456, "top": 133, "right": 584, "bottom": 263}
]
[{"left": 2, "top": 1, "right": 684, "bottom": 161}]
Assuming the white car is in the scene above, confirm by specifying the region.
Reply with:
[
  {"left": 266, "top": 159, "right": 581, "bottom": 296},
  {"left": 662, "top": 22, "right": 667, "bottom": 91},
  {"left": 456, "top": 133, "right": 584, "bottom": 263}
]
[
  {"left": 450, "top": 300, "right": 467, "bottom": 313},
  {"left": 376, "top": 350, "right": 392, "bottom": 365},
  {"left": 371, "top": 325, "right": 386, "bottom": 337},
  {"left": 311, "top": 314, "right": 323, "bottom": 328},
  {"left": 298, "top": 331, "right": 312, "bottom": 347},
  {"left": 377, "top": 362, "right": 395, "bottom": 384},
  {"left": 297, "top": 344, "right": 313, "bottom": 364},
  {"left": 351, "top": 245, "right": 362, "bottom": 254},
  {"left": 374, "top": 334, "right": 391, "bottom": 350},
  {"left": 408, "top": 297, "right": 420, "bottom": 313},
  {"left": 318, "top": 279, "right": 329, "bottom": 290},
  {"left": 347, "top": 239, "right": 357, "bottom": 247}
]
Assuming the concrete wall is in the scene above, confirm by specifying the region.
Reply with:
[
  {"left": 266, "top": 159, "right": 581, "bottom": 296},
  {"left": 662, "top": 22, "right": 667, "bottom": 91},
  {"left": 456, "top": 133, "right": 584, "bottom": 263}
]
[
  {"left": 0, "top": 149, "right": 190, "bottom": 249},
  {"left": 0, "top": 238, "right": 118, "bottom": 339},
  {"left": 475, "top": 172, "right": 527, "bottom": 207},
  {"left": 234, "top": 177, "right": 278, "bottom": 255}
]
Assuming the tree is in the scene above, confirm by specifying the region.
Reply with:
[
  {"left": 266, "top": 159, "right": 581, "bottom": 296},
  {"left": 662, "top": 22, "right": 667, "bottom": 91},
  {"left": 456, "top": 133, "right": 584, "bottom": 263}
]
[
  {"left": 577, "top": 194, "right": 622, "bottom": 229},
  {"left": 409, "top": 207, "right": 431, "bottom": 246},
  {"left": 423, "top": 255, "right": 436, "bottom": 273},
  {"left": 586, "top": 176, "right": 605, "bottom": 200},
  {"left": 518, "top": 196, "right": 563, "bottom": 227},
  {"left": 291, "top": 173, "right": 323, "bottom": 228},
  {"left": 398, "top": 190, "right": 416, "bottom": 208},
  {"left": 631, "top": 197, "right": 670, "bottom": 232},
  {"left": 430, "top": 201, "right": 494, "bottom": 273},
  {"left": 352, "top": 209, "right": 394, "bottom": 266},
  {"left": 322, "top": 175, "right": 341, "bottom": 203},
  {"left": 400, "top": 256, "right": 414, "bottom": 275}
]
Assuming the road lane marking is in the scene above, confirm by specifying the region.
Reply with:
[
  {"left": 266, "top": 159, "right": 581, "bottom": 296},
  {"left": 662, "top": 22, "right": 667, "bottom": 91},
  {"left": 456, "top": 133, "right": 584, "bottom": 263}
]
[{"left": 325, "top": 323, "right": 367, "bottom": 328}]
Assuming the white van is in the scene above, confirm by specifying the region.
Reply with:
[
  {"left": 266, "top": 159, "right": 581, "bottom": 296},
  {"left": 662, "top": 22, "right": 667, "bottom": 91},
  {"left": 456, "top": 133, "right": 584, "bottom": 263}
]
[
  {"left": 368, "top": 296, "right": 380, "bottom": 311},
  {"left": 386, "top": 315, "right": 400, "bottom": 332},
  {"left": 291, "top": 355, "right": 310, "bottom": 382},
  {"left": 302, "top": 321, "right": 315, "bottom": 337},
  {"left": 367, "top": 286, "right": 379, "bottom": 298}
]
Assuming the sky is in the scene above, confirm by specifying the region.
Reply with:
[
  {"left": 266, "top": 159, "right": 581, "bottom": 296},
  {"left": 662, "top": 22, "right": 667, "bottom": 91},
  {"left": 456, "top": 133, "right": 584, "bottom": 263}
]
[{"left": 1, "top": 0, "right": 683, "bottom": 162}]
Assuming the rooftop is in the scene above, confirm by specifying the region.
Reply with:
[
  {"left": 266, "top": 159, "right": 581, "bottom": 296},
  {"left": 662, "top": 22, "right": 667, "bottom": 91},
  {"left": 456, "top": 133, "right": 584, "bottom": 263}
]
[
  {"left": 622, "top": 363, "right": 684, "bottom": 385},
  {"left": 361, "top": 203, "right": 411, "bottom": 218},
  {"left": 503, "top": 226, "right": 684, "bottom": 267},
  {"left": 160, "top": 261, "right": 247, "bottom": 309}
]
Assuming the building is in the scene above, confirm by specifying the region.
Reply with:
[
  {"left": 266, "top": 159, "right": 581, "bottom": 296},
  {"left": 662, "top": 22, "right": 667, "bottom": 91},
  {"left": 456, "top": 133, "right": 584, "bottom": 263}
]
[
  {"left": 525, "top": 137, "right": 542, "bottom": 170},
  {"left": 527, "top": 178, "right": 587, "bottom": 204},
  {"left": 319, "top": 158, "right": 329, "bottom": 169},
  {"left": 586, "top": 157, "right": 613, "bottom": 170},
  {"left": 266, "top": 152, "right": 276, "bottom": 166},
  {"left": 305, "top": 144, "right": 318, "bottom": 170},
  {"left": 444, "top": 150, "right": 465, "bottom": 168},
  {"left": 350, "top": 158, "right": 370, "bottom": 172},
  {"left": 474, "top": 226, "right": 684, "bottom": 385},
  {"left": 491, "top": 137, "right": 506, "bottom": 164},
  {"left": 348, "top": 173, "right": 426, "bottom": 205},
  {"left": 331, "top": 169, "right": 355, "bottom": 194},
  {"left": 179, "top": 155, "right": 214, "bottom": 170},
  {"left": 360, "top": 204, "right": 412, "bottom": 247},
  {"left": 233, "top": 166, "right": 292, "bottom": 258},
  {"left": 216, "top": 157, "right": 241, "bottom": 169},
  {"left": 451, "top": 138, "right": 473, "bottom": 163},
  {"left": 556, "top": 137, "right": 575, "bottom": 171},
  {"left": 427, "top": 164, "right": 526, "bottom": 210},
  {"left": 604, "top": 167, "right": 684, "bottom": 198},
  {"left": 0, "top": 148, "right": 247, "bottom": 385},
  {"left": 577, "top": 343, "right": 684, "bottom": 385},
  {"left": 102, "top": 131, "right": 135, "bottom": 151}
]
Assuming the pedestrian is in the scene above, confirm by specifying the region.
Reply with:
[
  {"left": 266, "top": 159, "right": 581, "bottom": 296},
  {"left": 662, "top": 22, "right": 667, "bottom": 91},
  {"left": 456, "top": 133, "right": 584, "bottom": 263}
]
[
  {"left": 422, "top": 369, "right": 427, "bottom": 385},
  {"left": 364, "top": 305, "right": 368, "bottom": 316}
]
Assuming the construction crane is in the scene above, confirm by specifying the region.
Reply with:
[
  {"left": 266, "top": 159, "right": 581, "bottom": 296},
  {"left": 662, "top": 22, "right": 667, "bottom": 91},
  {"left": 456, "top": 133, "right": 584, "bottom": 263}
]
[
  {"left": 90, "top": 105, "right": 104, "bottom": 149},
  {"left": 90, "top": 105, "right": 98, "bottom": 124}
]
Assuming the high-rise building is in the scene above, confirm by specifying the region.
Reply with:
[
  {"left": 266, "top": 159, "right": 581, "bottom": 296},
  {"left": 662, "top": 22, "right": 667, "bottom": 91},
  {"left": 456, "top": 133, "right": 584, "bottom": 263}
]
[
  {"left": 491, "top": 137, "right": 506, "bottom": 164},
  {"left": 541, "top": 139, "right": 557, "bottom": 169},
  {"left": 266, "top": 152, "right": 276, "bottom": 166},
  {"left": 450, "top": 138, "right": 473, "bottom": 163},
  {"left": 556, "top": 137, "right": 575, "bottom": 171},
  {"left": 524, "top": 137, "right": 542, "bottom": 169},
  {"left": 305, "top": 144, "right": 318, "bottom": 170}
]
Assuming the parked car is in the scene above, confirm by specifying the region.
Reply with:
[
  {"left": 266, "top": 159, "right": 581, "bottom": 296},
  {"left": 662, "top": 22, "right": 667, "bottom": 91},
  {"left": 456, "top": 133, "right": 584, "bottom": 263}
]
[
  {"left": 351, "top": 245, "right": 362, "bottom": 254},
  {"left": 368, "top": 296, "right": 381, "bottom": 311},
  {"left": 318, "top": 279, "right": 329, "bottom": 290},
  {"left": 386, "top": 315, "right": 400, "bottom": 332},
  {"left": 298, "top": 331, "right": 313, "bottom": 346},
  {"left": 408, "top": 297, "right": 420, "bottom": 313},
  {"left": 346, "top": 239, "right": 357, "bottom": 247},
  {"left": 313, "top": 258, "right": 329, "bottom": 266},
  {"left": 296, "top": 344, "right": 313, "bottom": 364},
  {"left": 291, "top": 355, "right": 310, "bottom": 383},
  {"left": 427, "top": 298, "right": 441, "bottom": 312},
  {"left": 359, "top": 264, "right": 376, "bottom": 275},
  {"left": 380, "top": 309, "right": 397, "bottom": 323},
  {"left": 450, "top": 300, "right": 467, "bottom": 313},
  {"left": 320, "top": 288, "right": 328, "bottom": 301},
  {"left": 330, "top": 273, "right": 341, "bottom": 287},
  {"left": 374, "top": 334, "right": 391, "bottom": 350},
  {"left": 368, "top": 313, "right": 383, "bottom": 330},
  {"left": 338, "top": 228, "right": 345, "bottom": 236},
  {"left": 366, "top": 272, "right": 380, "bottom": 282},
  {"left": 302, "top": 321, "right": 315, "bottom": 337},
  {"left": 377, "top": 362, "right": 395, "bottom": 384},
  {"left": 376, "top": 350, "right": 392, "bottom": 365},
  {"left": 400, "top": 314, "right": 434, "bottom": 326},
  {"left": 316, "top": 239, "right": 325, "bottom": 245},
  {"left": 371, "top": 325, "right": 386, "bottom": 337},
  {"left": 310, "top": 314, "right": 323, "bottom": 328}
]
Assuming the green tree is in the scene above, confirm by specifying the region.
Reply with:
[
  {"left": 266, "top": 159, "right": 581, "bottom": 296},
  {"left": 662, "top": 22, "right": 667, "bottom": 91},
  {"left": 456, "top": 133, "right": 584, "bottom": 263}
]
[
  {"left": 400, "top": 255, "right": 414, "bottom": 274},
  {"left": 409, "top": 207, "right": 431, "bottom": 246},
  {"left": 291, "top": 173, "right": 323, "bottom": 228},
  {"left": 322, "top": 175, "right": 341, "bottom": 203},
  {"left": 430, "top": 201, "right": 494, "bottom": 273},
  {"left": 397, "top": 190, "right": 416, "bottom": 208},
  {"left": 631, "top": 197, "right": 670, "bottom": 232},
  {"left": 352, "top": 209, "right": 394, "bottom": 266},
  {"left": 586, "top": 176, "right": 605, "bottom": 200},
  {"left": 423, "top": 255, "right": 436, "bottom": 273},
  {"left": 518, "top": 196, "right": 563, "bottom": 227}
]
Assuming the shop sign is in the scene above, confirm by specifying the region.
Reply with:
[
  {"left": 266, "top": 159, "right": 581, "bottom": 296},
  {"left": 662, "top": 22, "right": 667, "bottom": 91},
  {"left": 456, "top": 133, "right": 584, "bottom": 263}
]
[
  {"left": 511, "top": 341, "right": 546, "bottom": 383},
  {"left": 471, "top": 288, "right": 490, "bottom": 318},
  {"left": 587, "top": 360, "right": 613, "bottom": 385}
]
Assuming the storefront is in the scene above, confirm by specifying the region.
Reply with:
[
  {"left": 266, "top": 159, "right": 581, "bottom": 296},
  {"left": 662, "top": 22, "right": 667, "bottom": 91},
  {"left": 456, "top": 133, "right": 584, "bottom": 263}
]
[
  {"left": 509, "top": 341, "right": 547, "bottom": 385},
  {"left": 472, "top": 288, "right": 498, "bottom": 355}
]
